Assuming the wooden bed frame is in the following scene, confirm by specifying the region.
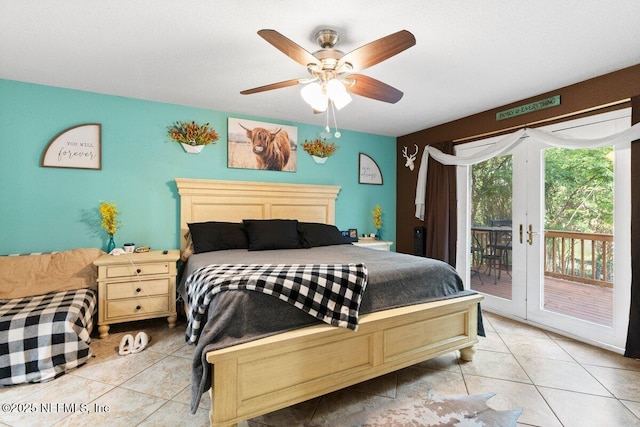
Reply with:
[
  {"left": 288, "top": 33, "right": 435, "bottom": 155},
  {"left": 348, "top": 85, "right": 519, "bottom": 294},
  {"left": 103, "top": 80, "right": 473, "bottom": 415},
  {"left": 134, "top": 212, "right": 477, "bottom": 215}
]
[{"left": 175, "top": 178, "right": 482, "bottom": 427}]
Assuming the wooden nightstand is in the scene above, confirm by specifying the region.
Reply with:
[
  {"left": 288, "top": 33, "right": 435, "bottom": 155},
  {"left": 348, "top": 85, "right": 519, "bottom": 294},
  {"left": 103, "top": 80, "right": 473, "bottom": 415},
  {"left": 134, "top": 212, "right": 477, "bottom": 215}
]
[
  {"left": 352, "top": 239, "right": 393, "bottom": 251},
  {"left": 93, "top": 250, "right": 180, "bottom": 338}
]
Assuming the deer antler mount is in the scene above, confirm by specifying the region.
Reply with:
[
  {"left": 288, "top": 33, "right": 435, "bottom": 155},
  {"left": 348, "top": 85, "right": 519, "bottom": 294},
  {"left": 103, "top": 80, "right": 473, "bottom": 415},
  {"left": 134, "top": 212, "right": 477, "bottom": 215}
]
[{"left": 402, "top": 144, "right": 419, "bottom": 171}]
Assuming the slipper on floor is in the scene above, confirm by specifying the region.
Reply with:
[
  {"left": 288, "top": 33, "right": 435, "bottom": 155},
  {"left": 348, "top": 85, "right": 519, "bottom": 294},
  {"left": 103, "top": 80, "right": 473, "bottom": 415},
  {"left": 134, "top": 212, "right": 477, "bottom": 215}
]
[
  {"left": 131, "top": 331, "right": 150, "bottom": 354},
  {"left": 118, "top": 334, "right": 134, "bottom": 356}
]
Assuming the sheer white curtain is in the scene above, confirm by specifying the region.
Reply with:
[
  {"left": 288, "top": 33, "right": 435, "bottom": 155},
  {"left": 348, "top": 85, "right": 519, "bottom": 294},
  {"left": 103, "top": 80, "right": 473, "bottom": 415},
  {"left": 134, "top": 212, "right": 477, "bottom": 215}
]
[{"left": 415, "top": 123, "right": 640, "bottom": 220}]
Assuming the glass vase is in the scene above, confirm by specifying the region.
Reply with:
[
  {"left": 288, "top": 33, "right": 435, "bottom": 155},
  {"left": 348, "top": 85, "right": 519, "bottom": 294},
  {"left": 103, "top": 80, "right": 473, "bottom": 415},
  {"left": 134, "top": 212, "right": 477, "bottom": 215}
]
[{"left": 107, "top": 235, "right": 116, "bottom": 253}]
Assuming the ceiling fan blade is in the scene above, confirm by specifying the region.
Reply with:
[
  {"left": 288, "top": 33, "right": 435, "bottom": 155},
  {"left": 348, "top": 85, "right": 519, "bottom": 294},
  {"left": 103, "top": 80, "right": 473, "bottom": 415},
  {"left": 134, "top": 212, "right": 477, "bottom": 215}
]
[
  {"left": 340, "top": 30, "right": 416, "bottom": 71},
  {"left": 240, "top": 78, "right": 302, "bottom": 95},
  {"left": 258, "top": 29, "right": 318, "bottom": 67},
  {"left": 346, "top": 74, "right": 404, "bottom": 104}
]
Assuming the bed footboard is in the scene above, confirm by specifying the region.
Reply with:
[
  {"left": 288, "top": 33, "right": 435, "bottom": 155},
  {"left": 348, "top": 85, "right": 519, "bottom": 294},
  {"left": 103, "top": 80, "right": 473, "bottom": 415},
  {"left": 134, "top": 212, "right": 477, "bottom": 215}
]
[{"left": 205, "top": 293, "right": 483, "bottom": 427}]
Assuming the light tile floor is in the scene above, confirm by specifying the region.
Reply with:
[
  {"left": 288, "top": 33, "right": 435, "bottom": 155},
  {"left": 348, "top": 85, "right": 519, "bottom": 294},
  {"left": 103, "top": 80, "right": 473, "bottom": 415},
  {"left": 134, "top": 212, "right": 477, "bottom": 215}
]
[{"left": 2, "top": 312, "right": 640, "bottom": 426}]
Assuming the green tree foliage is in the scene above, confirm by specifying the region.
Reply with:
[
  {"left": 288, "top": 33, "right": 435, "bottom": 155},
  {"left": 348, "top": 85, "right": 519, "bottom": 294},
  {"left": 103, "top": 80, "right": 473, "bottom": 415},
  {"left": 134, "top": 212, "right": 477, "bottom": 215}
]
[
  {"left": 471, "top": 147, "right": 613, "bottom": 234},
  {"left": 544, "top": 147, "right": 613, "bottom": 234},
  {"left": 471, "top": 155, "right": 512, "bottom": 226}
]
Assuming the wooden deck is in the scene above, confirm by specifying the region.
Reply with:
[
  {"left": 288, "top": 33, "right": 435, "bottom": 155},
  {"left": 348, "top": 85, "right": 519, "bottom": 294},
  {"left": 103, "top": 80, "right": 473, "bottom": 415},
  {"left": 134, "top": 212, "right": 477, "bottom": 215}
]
[{"left": 470, "top": 268, "right": 613, "bottom": 326}]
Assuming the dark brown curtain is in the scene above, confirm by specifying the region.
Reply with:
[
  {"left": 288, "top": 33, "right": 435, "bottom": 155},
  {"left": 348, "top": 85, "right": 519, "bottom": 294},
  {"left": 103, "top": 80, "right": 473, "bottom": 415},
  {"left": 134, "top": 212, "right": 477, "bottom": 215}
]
[
  {"left": 424, "top": 141, "right": 457, "bottom": 266},
  {"left": 625, "top": 96, "right": 640, "bottom": 358}
]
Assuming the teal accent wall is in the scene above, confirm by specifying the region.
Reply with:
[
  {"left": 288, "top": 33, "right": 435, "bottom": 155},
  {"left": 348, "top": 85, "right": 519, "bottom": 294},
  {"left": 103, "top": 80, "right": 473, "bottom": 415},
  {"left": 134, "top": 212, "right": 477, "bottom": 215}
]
[{"left": 0, "top": 79, "right": 396, "bottom": 254}]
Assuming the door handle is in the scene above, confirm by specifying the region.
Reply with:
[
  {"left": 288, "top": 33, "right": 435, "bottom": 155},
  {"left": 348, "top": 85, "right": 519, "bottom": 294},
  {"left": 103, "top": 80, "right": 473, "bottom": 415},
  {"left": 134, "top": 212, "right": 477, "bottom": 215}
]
[
  {"left": 527, "top": 224, "right": 534, "bottom": 245},
  {"left": 519, "top": 224, "right": 523, "bottom": 244}
]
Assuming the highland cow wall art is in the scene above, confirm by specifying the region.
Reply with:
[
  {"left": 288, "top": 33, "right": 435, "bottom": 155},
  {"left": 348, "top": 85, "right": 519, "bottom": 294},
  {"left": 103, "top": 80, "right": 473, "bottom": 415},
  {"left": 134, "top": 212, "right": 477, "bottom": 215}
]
[{"left": 228, "top": 118, "right": 297, "bottom": 172}]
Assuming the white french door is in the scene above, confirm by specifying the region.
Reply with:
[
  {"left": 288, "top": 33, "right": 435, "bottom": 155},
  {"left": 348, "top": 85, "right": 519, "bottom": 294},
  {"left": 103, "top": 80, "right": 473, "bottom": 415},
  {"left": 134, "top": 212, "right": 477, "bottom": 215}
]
[{"left": 456, "top": 109, "right": 631, "bottom": 351}]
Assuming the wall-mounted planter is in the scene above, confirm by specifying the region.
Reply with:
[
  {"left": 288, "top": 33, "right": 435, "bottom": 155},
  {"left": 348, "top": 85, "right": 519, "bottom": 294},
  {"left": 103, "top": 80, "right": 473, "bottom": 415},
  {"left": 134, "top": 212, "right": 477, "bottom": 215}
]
[
  {"left": 181, "top": 143, "right": 204, "bottom": 154},
  {"left": 168, "top": 121, "right": 219, "bottom": 154},
  {"left": 302, "top": 139, "right": 338, "bottom": 164},
  {"left": 312, "top": 155, "right": 328, "bottom": 164}
]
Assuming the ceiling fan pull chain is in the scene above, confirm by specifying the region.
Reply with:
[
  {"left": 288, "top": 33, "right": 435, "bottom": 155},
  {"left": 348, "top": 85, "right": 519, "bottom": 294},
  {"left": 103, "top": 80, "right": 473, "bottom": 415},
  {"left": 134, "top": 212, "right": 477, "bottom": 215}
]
[
  {"left": 331, "top": 101, "right": 341, "bottom": 138},
  {"left": 325, "top": 104, "right": 331, "bottom": 133},
  {"left": 327, "top": 100, "right": 341, "bottom": 138}
]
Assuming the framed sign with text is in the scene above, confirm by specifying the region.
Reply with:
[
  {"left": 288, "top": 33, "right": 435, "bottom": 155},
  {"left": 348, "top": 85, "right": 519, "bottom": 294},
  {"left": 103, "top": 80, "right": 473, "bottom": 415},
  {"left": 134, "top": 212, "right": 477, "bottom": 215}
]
[
  {"left": 41, "top": 123, "right": 102, "bottom": 170},
  {"left": 358, "top": 153, "right": 383, "bottom": 185}
]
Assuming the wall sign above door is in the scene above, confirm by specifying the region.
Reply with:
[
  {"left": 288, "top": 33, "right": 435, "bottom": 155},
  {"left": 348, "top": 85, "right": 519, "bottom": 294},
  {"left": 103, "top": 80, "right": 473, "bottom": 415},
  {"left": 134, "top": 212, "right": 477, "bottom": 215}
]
[
  {"left": 41, "top": 123, "right": 101, "bottom": 170},
  {"left": 496, "top": 95, "right": 561, "bottom": 121}
]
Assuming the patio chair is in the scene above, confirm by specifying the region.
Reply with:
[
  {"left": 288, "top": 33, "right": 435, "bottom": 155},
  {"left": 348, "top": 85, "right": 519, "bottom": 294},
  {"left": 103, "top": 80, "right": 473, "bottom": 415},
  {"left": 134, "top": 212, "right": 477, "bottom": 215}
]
[
  {"left": 470, "top": 232, "right": 484, "bottom": 285},
  {"left": 482, "top": 220, "right": 512, "bottom": 284}
]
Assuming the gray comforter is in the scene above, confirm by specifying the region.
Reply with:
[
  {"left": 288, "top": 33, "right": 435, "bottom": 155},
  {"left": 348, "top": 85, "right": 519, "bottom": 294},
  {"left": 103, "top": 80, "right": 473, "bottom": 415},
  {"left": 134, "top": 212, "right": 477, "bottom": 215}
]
[{"left": 180, "top": 245, "right": 476, "bottom": 412}]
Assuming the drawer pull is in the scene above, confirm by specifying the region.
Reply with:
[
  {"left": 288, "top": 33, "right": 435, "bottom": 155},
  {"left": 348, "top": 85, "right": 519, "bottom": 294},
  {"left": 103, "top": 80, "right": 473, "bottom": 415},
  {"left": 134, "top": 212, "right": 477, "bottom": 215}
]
[
  {"left": 136, "top": 268, "right": 142, "bottom": 274},
  {"left": 135, "top": 305, "right": 141, "bottom": 311},
  {"left": 136, "top": 287, "right": 142, "bottom": 293}
]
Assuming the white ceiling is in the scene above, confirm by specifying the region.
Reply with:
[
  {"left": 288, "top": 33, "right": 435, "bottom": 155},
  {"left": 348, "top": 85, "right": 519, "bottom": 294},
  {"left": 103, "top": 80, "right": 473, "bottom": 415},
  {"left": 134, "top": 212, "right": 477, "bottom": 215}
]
[{"left": 2, "top": 1, "right": 640, "bottom": 137}]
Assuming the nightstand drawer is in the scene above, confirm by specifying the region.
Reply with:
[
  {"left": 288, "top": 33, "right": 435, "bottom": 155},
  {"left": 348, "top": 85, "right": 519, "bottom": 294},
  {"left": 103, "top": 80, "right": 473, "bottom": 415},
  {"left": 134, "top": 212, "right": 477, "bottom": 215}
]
[
  {"left": 107, "top": 278, "right": 171, "bottom": 299},
  {"left": 104, "top": 262, "right": 171, "bottom": 278},
  {"left": 107, "top": 296, "right": 170, "bottom": 319}
]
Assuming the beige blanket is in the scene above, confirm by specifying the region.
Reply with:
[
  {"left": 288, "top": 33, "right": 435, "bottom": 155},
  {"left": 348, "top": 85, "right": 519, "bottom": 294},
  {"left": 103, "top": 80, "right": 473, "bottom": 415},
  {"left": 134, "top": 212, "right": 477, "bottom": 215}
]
[{"left": 0, "top": 248, "right": 103, "bottom": 300}]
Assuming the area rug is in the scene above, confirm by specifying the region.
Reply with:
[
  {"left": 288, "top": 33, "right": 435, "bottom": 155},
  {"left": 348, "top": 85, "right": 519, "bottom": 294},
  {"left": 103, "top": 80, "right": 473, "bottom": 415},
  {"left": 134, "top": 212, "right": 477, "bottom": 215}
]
[{"left": 306, "top": 390, "right": 523, "bottom": 427}]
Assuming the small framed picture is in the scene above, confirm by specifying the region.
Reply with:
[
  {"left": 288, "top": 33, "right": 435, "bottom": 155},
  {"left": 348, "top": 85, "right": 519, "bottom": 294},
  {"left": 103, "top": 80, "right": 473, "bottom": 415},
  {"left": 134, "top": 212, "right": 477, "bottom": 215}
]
[{"left": 342, "top": 229, "right": 358, "bottom": 242}]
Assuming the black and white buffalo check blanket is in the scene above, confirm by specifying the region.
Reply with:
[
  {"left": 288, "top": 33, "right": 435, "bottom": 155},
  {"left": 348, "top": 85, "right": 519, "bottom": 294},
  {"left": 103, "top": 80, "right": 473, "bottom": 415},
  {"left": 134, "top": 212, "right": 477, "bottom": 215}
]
[
  {"left": 0, "top": 288, "right": 96, "bottom": 385},
  {"left": 185, "top": 263, "right": 368, "bottom": 344}
]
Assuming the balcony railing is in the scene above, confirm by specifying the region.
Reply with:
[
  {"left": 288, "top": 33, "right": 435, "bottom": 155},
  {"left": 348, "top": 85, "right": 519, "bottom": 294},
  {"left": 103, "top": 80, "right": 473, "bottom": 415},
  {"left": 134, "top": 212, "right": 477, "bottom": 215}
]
[
  {"left": 544, "top": 230, "right": 613, "bottom": 288},
  {"left": 471, "top": 229, "right": 614, "bottom": 288}
]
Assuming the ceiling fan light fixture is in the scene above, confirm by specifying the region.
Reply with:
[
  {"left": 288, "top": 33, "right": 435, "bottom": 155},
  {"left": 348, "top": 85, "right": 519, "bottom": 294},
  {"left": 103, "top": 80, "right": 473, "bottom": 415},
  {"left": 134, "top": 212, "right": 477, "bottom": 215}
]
[
  {"left": 326, "top": 79, "right": 352, "bottom": 110},
  {"left": 300, "top": 82, "right": 328, "bottom": 112}
]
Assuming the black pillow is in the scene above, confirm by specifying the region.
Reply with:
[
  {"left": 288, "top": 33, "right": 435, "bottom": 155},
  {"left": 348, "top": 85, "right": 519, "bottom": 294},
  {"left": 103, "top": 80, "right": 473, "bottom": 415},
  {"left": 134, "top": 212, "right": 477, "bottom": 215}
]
[
  {"left": 298, "top": 222, "right": 352, "bottom": 247},
  {"left": 187, "top": 221, "right": 249, "bottom": 253},
  {"left": 243, "top": 219, "right": 300, "bottom": 251}
]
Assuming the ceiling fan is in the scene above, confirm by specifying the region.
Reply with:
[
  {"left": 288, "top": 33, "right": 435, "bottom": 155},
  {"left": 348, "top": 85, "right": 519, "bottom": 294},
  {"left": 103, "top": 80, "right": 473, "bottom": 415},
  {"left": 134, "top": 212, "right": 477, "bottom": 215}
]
[{"left": 240, "top": 28, "right": 416, "bottom": 113}]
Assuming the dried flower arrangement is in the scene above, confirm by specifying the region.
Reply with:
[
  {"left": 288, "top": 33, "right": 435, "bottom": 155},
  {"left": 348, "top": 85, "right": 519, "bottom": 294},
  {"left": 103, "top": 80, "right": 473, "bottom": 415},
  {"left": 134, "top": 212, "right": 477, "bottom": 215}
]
[
  {"left": 372, "top": 204, "right": 383, "bottom": 232},
  {"left": 99, "top": 201, "right": 120, "bottom": 237},
  {"left": 301, "top": 138, "right": 339, "bottom": 158},
  {"left": 167, "top": 121, "right": 219, "bottom": 146}
]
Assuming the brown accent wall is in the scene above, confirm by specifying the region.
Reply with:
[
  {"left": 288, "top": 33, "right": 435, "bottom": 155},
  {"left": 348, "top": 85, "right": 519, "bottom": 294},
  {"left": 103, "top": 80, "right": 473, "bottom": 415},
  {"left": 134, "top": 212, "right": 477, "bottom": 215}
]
[{"left": 396, "top": 63, "right": 640, "bottom": 255}]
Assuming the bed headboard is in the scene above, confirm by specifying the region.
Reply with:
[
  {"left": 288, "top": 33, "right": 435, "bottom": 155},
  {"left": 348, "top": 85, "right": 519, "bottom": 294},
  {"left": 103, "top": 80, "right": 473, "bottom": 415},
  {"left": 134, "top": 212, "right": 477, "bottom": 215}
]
[{"left": 175, "top": 178, "right": 341, "bottom": 252}]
